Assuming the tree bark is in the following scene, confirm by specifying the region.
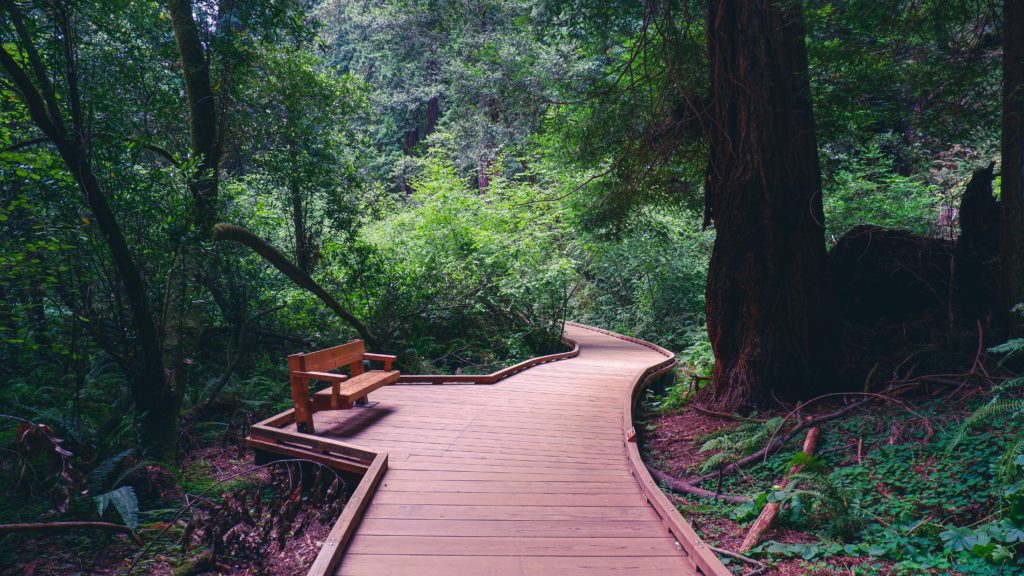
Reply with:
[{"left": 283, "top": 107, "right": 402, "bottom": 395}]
[
  {"left": 1003, "top": 0, "right": 1024, "bottom": 335},
  {"left": 167, "top": 0, "right": 220, "bottom": 236},
  {"left": 702, "top": 0, "right": 836, "bottom": 409}
]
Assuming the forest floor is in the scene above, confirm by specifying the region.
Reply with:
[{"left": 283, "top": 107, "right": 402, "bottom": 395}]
[
  {"left": 1, "top": 427, "right": 350, "bottom": 576},
  {"left": 641, "top": 382, "right": 1023, "bottom": 576}
]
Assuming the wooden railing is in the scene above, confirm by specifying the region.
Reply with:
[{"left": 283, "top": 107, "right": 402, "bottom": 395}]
[
  {"left": 395, "top": 336, "right": 579, "bottom": 384},
  {"left": 575, "top": 323, "right": 729, "bottom": 576}
]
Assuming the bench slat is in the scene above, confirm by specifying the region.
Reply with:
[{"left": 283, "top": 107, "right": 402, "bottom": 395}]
[{"left": 315, "top": 370, "right": 400, "bottom": 403}]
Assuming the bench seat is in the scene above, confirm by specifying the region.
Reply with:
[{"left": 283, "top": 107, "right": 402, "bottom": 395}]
[{"left": 314, "top": 370, "right": 399, "bottom": 405}]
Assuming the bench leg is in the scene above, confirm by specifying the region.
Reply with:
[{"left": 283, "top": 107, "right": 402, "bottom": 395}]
[{"left": 355, "top": 395, "right": 368, "bottom": 406}]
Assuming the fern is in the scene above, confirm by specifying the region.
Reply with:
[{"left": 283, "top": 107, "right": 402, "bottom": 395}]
[
  {"left": 697, "top": 417, "right": 783, "bottom": 473},
  {"left": 997, "top": 437, "right": 1024, "bottom": 483},
  {"left": 988, "top": 338, "right": 1024, "bottom": 366},
  {"left": 87, "top": 449, "right": 134, "bottom": 493},
  {"left": 948, "top": 400, "right": 1024, "bottom": 450},
  {"left": 94, "top": 485, "right": 139, "bottom": 530},
  {"left": 780, "top": 471, "right": 864, "bottom": 538},
  {"left": 948, "top": 336, "right": 1024, "bottom": 484}
]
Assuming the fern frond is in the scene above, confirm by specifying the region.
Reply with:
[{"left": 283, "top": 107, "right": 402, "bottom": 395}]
[
  {"left": 988, "top": 339, "right": 1024, "bottom": 366},
  {"left": 698, "top": 451, "right": 732, "bottom": 473},
  {"left": 88, "top": 449, "right": 134, "bottom": 493},
  {"left": 94, "top": 486, "right": 139, "bottom": 530},
  {"left": 997, "top": 436, "right": 1024, "bottom": 483},
  {"left": 994, "top": 377, "right": 1024, "bottom": 395},
  {"left": 948, "top": 400, "right": 1024, "bottom": 449}
]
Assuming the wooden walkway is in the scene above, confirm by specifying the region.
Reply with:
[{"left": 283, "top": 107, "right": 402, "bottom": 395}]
[{"left": 251, "top": 323, "right": 729, "bottom": 575}]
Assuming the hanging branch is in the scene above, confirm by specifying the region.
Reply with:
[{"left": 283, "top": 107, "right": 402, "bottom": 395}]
[{"left": 211, "top": 224, "right": 375, "bottom": 346}]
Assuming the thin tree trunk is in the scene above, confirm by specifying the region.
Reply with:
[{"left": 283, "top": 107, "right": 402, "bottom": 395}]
[
  {"left": 1003, "top": 0, "right": 1024, "bottom": 334},
  {"left": 0, "top": 18, "right": 178, "bottom": 462},
  {"left": 702, "top": 0, "right": 836, "bottom": 409},
  {"left": 167, "top": 0, "right": 219, "bottom": 236},
  {"left": 426, "top": 94, "right": 439, "bottom": 136}
]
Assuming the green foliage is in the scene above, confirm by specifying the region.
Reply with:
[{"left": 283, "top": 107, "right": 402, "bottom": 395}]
[
  {"left": 822, "top": 138, "right": 941, "bottom": 243},
  {"left": 951, "top": 340, "right": 1024, "bottom": 482},
  {"left": 93, "top": 486, "right": 140, "bottom": 531},
  {"left": 697, "top": 417, "right": 783, "bottom": 474}
]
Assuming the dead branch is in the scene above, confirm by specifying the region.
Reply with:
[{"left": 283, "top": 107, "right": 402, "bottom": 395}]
[
  {"left": 739, "top": 426, "right": 820, "bottom": 552},
  {"left": 0, "top": 521, "right": 141, "bottom": 545},
  {"left": 706, "top": 544, "right": 769, "bottom": 576},
  {"left": 689, "top": 398, "right": 869, "bottom": 484},
  {"left": 646, "top": 465, "right": 752, "bottom": 504},
  {"left": 691, "top": 404, "right": 768, "bottom": 422}
]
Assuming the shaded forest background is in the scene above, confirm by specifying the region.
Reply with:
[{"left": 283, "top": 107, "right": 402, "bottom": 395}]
[{"left": 1, "top": 0, "right": 1022, "bottom": 574}]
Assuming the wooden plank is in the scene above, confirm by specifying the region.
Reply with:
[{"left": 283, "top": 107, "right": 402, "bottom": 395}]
[
  {"left": 337, "top": 554, "right": 695, "bottom": 576},
  {"left": 299, "top": 339, "right": 365, "bottom": 372},
  {"left": 246, "top": 437, "right": 368, "bottom": 474},
  {"left": 346, "top": 535, "right": 684, "bottom": 557},
  {"left": 249, "top": 424, "right": 377, "bottom": 463},
  {"left": 389, "top": 460, "right": 632, "bottom": 476},
  {"left": 369, "top": 492, "right": 646, "bottom": 507},
  {"left": 307, "top": 453, "right": 387, "bottom": 576},
  {"left": 378, "top": 479, "right": 638, "bottom": 494},
  {"left": 363, "top": 504, "right": 662, "bottom": 522},
  {"left": 355, "top": 518, "right": 668, "bottom": 538},
  {"left": 383, "top": 469, "right": 633, "bottom": 483}
]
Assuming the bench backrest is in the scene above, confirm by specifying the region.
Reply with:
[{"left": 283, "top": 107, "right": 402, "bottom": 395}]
[{"left": 290, "top": 339, "right": 366, "bottom": 375}]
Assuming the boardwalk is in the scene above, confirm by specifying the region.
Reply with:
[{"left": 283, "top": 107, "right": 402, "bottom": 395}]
[{"left": 255, "top": 324, "right": 729, "bottom": 575}]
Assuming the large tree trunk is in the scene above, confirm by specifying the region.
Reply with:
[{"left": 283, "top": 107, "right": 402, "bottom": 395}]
[
  {"left": 1003, "top": 0, "right": 1024, "bottom": 334},
  {"left": 702, "top": 0, "right": 835, "bottom": 409}
]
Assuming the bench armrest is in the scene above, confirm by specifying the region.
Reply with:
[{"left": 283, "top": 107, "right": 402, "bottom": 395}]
[
  {"left": 293, "top": 371, "right": 348, "bottom": 382},
  {"left": 363, "top": 353, "right": 397, "bottom": 371}
]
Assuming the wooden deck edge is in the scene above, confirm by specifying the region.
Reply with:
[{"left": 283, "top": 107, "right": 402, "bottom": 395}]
[
  {"left": 396, "top": 334, "right": 580, "bottom": 385},
  {"left": 307, "top": 452, "right": 388, "bottom": 576},
  {"left": 570, "top": 322, "right": 732, "bottom": 576}
]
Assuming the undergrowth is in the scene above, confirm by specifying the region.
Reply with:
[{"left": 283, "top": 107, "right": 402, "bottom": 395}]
[{"left": 642, "top": 391, "right": 1024, "bottom": 575}]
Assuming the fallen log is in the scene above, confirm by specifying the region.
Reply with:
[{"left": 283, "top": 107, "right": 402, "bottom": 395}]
[
  {"left": 0, "top": 521, "right": 142, "bottom": 545},
  {"left": 739, "top": 425, "right": 820, "bottom": 552}
]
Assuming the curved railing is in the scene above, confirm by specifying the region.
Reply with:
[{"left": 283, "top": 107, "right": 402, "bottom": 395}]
[
  {"left": 568, "top": 322, "right": 727, "bottom": 576},
  {"left": 395, "top": 335, "right": 580, "bottom": 384}
]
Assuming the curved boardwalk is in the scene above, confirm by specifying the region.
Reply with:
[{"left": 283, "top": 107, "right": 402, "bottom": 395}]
[{"left": 291, "top": 324, "right": 728, "bottom": 575}]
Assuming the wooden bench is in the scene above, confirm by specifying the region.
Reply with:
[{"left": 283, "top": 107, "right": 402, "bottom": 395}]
[{"left": 288, "top": 340, "right": 399, "bottom": 433}]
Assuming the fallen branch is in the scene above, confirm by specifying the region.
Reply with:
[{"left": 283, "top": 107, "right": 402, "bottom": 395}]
[
  {"left": 646, "top": 465, "right": 752, "bottom": 504},
  {"left": 739, "top": 426, "right": 820, "bottom": 551},
  {"left": 0, "top": 521, "right": 142, "bottom": 545},
  {"left": 691, "top": 404, "right": 768, "bottom": 422},
  {"left": 689, "top": 398, "right": 868, "bottom": 484},
  {"left": 707, "top": 544, "right": 769, "bottom": 576}
]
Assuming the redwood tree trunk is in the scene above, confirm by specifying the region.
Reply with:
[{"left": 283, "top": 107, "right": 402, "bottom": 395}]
[
  {"left": 1003, "top": 0, "right": 1024, "bottom": 334},
  {"left": 702, "top": 0, "right": 835, "bottom": 409}
]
